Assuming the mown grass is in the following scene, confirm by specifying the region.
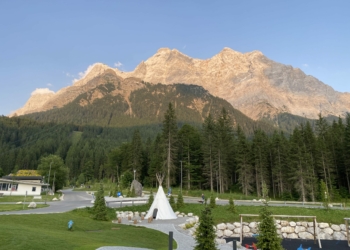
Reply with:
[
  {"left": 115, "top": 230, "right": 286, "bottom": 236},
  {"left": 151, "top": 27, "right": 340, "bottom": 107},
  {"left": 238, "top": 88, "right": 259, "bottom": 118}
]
[
  {"left": 116, "top": 203, "right": 350, "bottom": 225},
  {"left": 0, "top": 208, "right": 176, "bottom": 250},
  {"left": 0, "top": 193, "right": 61, "bottom": 202},
  {"left": 0, "top": 204, "right": 48, "bottom": 212}
]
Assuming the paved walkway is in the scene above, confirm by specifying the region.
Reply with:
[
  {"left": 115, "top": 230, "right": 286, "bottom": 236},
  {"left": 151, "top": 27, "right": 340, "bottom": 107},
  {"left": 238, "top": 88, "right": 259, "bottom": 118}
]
[{"left": 97, "top": 217, "right": 240, "bottom": 250}]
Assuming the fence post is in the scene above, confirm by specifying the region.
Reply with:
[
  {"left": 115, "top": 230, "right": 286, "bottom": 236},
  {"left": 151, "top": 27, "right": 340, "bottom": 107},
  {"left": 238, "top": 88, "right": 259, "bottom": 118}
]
[
  {"left": 169, "top": 231, "right": 173, "bottom": 250},
  {"left": 232, "top": 240, "right": 237, "bottom": 250}
]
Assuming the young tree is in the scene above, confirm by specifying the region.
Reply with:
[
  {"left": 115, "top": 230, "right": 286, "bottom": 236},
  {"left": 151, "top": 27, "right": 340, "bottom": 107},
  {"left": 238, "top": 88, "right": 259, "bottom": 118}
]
[
  {"left": 228, "top": 194, "right": 236, "bottom": 214},
  {"left": 169, "top": 194, "right": 176, "bottom": 210},
  {"left": 147, "top": 189, "right": 154, "bottom": 209},
  {"left": 162, "top": 103, "right": 178, "bottom": 189},
  {"left": 93, "top": 183, "right": 108, "bottom": 221},
  {"left": 195, "top": 206, "right": 218, "bottom": 250},
  {"left": 209, "top": 193, "right": 216, "bottom": 209},
  {"left": 257, "top": 204, "right": 283, "bottom": 250},
  {"left": 176, "top": 191, "right": 184, "bottom": 209}
]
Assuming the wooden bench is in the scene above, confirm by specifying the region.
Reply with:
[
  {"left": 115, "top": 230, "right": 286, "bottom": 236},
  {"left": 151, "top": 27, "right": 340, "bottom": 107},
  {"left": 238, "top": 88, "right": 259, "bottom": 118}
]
[{"left": 33, "top": 196, "right": 42, "bottom": 199}]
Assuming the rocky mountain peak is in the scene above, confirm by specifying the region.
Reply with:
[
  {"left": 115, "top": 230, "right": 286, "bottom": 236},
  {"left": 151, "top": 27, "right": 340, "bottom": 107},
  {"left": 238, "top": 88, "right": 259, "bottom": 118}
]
[{"left": 73, "top": 63, "right": 113, "bottom": 87}]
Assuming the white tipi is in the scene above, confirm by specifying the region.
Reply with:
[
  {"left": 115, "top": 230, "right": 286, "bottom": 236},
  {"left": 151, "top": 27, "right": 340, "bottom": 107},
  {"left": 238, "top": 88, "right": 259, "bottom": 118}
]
[{"left": 145, "top": 173, "right": 177, "bottom": 220}]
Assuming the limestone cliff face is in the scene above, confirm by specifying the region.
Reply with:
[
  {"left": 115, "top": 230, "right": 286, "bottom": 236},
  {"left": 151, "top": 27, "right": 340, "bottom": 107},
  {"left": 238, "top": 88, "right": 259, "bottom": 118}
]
[
  {"left": 12, "top": 47, "right": 350, "bottom": 120},
  {"left": 124, "top": 47, "right": 350, "bottom": 120},
  {"left": 11, "top": 89, "right": 55, "bottom": 116}
]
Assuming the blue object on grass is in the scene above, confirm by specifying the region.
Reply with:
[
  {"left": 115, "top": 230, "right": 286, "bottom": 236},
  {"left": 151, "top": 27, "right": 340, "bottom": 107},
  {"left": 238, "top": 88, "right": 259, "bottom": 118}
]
[
  {"left": 68, "top": 220, "right": 74, "bottom": 230},
  {"left": 117, "top": 192, "right": 121, "bottom": 197}
]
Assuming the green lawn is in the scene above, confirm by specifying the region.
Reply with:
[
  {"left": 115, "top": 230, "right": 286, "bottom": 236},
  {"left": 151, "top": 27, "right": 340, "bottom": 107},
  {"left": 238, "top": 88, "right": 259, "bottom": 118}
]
[
  {"left": 0, "top": 194, "right": 61, "bottom": 202},
  {"left": 0, "top": 208, "right": 176, "bottom": 250},
  {"left": 117, "top": 203, "right": 350, "bottom": 225},
  {"left": 0, "top": 204, "right": 48, "bottom": 212}
]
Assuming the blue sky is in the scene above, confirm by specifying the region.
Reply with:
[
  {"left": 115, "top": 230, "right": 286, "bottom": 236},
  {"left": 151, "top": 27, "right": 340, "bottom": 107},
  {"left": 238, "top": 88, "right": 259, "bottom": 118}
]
[{"left": 0, "top": 1, "right": 349, "bottom": 116}]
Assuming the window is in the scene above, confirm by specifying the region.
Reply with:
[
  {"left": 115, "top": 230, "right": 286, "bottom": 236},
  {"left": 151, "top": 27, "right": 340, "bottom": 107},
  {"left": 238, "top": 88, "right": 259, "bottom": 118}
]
[
  {"left": 0, "top": 183, "right": 9, "bottom": 191},
  {"left": 32, "top": 187, "right": 36, "bottom": 192}
]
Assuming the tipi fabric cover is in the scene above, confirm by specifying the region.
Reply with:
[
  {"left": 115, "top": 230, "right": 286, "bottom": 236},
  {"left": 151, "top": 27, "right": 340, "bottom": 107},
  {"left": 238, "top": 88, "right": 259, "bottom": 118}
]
[{"left": 145, "top": 186, "right": 177, "bottom": 220}]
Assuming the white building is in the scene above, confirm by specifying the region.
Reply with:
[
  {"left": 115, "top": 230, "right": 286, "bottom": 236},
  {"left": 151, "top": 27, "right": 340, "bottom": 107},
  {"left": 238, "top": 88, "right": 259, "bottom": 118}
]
[{"left": 0, "top": 176, "right": 45, "bottom": 196}]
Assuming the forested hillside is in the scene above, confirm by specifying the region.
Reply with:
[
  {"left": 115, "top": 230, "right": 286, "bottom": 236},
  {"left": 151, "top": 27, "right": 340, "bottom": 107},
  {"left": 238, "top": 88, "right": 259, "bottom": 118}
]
[{"left": 24, "top": 82, "right": 273, "bottom": 135}]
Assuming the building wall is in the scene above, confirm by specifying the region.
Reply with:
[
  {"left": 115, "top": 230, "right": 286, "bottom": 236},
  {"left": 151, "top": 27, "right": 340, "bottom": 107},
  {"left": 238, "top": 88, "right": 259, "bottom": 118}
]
[{"left": 0, "top": 183, "right": 42, "bottom": 196}]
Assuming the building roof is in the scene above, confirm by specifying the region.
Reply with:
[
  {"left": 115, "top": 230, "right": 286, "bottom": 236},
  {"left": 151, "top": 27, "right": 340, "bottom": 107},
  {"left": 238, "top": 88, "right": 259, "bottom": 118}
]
[
  {"left": 1, "top": 176, "right": 43, "bottom": 181},
  {"left": 0, "top": 178, "right": 46, "bottom": 186}
]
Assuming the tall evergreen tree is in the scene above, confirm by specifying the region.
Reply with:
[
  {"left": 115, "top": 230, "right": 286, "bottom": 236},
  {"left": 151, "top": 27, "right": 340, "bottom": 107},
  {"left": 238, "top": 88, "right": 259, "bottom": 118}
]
[
  {"left": 235, "top": 125, "right": 254, "bottom": 196},
  {"left": 162, "top": 103, "right": 178, "bottom": 189},
  {"left": 131, "top": 129, "right": 143, "bottom": 180},
  {"left": 202, "top": 114, "right": 216, "bottom": 192},
  {"left": 252, "top": 129, "right": 269, "bottom": 197}
]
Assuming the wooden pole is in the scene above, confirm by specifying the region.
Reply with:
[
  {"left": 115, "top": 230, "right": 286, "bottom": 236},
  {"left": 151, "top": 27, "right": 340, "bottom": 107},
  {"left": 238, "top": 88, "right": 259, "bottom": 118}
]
[
  {"left": 240, "top": 215, "right": 243, "bottom": 244},
  {"left": 346, "top": 219, "right": 350, "bottom": 247}
]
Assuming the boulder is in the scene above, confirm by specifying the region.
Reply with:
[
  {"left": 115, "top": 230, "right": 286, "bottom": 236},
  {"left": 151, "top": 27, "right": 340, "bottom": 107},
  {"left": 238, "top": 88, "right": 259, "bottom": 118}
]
[
  {"left": 28, "top": 202, "right": 36, "bottom": 208},
  {"left": 227, "top": 223, "right": 235, "bottom": 230},
  {"left": 130, "top": 180, "right": 143, "bottom": 197},
  {"left": 280, "top": 220, "right": 289, "bottom": 227},
  {"left": 216, "top": 230, "right": 224, "bottom": 237},
  {"left": 249, "top": 222, "right": 257, "bottom": 229},
  {"left": 179, "top": 223, "right": 186, "bottom": 229},
  {"left": 234, "top": 228, "right": 241, "bottom": 234},
  {"left": 281, "top": 226, "right": 295, "bottom": 233},
  {"left": 318, "top": 232, "right": 332, "bottom": 240},
  {"left": 308, "top": 222, "right": 314, "bottom": 227},
  {"left": 217, "top": 223, "right": 226, "bottom": 230},
  {"left": 289, "top": 221, "right": 296, "bottom": 227},
  {"left": 224, "top": 229, "right": 233, "bottom": 237},
  {"left": 296, "top": 222, "right": 301, "bottom": 226},
  {"left": 307, "top": 227, "right": 315, "bottom": 234},
  {"left": 301, "top": 222, "right": 308, "bottom": 227},
  {"left": 331, "top": 224, "right": 341, "bottom": 232},
  {"left": 295, "top": 226, "right": 306, "bottom": 234},
  {"left": 322, "top": 227, "right": 334, "bottom": 235},
  {"left": 287, "top": 233, "right": 298, "bottom": 239},
  {"left": 318, "top": 223, "right": 329, "bottom": 229},
  {"left": 233, "top": 222, "right": 241, "bottom": 227},
  {"left": 282, "top": 233, "right": 287, "bottom": 238},
  {"left": 243, "top": 226, "right": 250, "bottom": 233},
  {"left": 298, "top": 232, "right": 314, "bottom": 240},
  {"left": 340, "top": 224, "right": 347, "bottom": 231},
  {"left": 333, "top": 232, "right": 346, "bottom": 240},
  {"left": 188, "top": 213, "right": 193, "bottom": 217}
]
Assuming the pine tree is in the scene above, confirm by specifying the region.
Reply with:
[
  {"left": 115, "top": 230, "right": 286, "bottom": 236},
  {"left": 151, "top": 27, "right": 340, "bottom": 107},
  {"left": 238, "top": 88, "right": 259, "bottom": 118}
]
[
  {"left": 257, "top": 204, "right": 283, "bottom": 250},
  {"left": 162, "top": 103, "right": 178, "bottom": 190},
  {"left": 169, "top": 194, "right": 176, "bottom": 210},
  {"left": 202, "top": 114, "right": 217, "bottom": 192},
  {"left": 209, "top": 193, "right": 216, "bottom": 209},
  {"left": 93, "top": 183, "right": 108, "bottom": 221},
  {"left": 176, "top": 191, "right": 184, "bottom": 209},
  {"left": 194, "top": 206, "right": 218, "bottom": 250},
  {"left": 148, "top": 189, "right": 154, "bottom": 209},
  {"left": 235, "top": 125, "right": 254, "bottom": 196}
]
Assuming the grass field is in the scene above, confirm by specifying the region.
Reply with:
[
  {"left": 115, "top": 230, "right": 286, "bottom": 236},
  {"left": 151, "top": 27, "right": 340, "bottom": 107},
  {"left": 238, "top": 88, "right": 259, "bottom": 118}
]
[
  {"left": 0, "top": 194, "right": 61, "bottom": 202},
  {"left": 117, "top": 203, "right": 350, "bottom": 225},
  {"left": 0, "top": 204, "right": 48, "bottom": 212},
  {"left": 0, "top": 208, "right": 176, "bottom": 250}
]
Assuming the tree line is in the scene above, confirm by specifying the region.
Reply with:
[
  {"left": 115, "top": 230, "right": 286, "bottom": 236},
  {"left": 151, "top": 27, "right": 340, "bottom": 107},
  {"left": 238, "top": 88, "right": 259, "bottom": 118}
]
[{"left": 1, "top": 104, "right": 350, "bottom": 202}]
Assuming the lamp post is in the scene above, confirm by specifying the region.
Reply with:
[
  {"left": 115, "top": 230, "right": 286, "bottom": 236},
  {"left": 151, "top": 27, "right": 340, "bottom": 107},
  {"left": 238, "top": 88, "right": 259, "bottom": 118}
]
[
  {"left": 47, "top": 161, "right": 53, "bottom": 195},
  {"left": 180, "top": 160, "right": 183, "bottom": 193},
  {"left": 133, "top": 169, "right": 136, "bottom": 180}
]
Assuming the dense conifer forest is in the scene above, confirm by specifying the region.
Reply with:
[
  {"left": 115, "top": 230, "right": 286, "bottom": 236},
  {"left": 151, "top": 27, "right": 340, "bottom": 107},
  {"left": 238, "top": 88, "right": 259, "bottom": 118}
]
[{"left": 1, "top": 105, "right": 350, "bottom": 202}]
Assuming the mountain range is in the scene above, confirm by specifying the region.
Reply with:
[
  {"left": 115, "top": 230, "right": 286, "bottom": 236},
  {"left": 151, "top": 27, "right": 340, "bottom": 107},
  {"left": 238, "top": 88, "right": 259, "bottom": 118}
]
[{"left": 12, "top": 47, "right": 350, "bottom": 127}]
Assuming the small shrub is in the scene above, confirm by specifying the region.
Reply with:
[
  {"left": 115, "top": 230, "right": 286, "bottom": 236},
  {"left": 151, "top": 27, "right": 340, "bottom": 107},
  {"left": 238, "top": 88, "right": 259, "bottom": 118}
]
[
  {"left": 209, "top": 193, "right": 216, "bottom": 209},
  {"left": 177, "top": 192, "right": 185, "bottom": 209},
  {"left": 169, "top": 195, "right": 176, "bottom": 210}
]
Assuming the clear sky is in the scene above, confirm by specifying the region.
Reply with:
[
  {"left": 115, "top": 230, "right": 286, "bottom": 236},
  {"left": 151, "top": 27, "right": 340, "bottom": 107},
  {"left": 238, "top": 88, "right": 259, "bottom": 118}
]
[{"left": 0, "top": 1, "right": 349, "bottom": 116}]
